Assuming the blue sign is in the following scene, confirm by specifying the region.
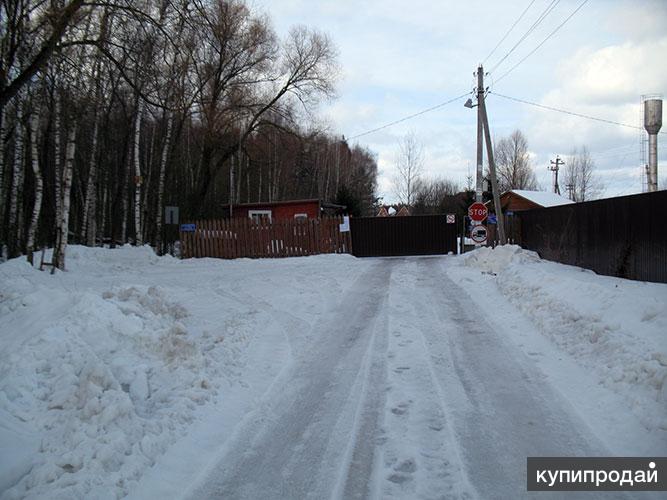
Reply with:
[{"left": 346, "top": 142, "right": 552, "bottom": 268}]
[
  {"left": 487, "top": 214, "right": 497, "bottom": 224},
  {"left": 180, "top": 223, "right": 196, "bottom": 232},
  {"left": 506, "top": 211, "right": 514, "bottom": 216}
]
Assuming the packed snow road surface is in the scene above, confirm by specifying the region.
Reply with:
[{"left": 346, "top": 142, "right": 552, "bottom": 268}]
[
  {"left": 185, "top": 257, "right": 663, "bottom": 500},
  {"left": 1, "top": 245, "right": 665, "bottom": 499}
]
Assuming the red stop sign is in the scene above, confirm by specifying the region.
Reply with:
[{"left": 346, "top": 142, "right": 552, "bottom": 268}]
[{"left": 468, "top": 202, "right": 488, "bottom": 222}]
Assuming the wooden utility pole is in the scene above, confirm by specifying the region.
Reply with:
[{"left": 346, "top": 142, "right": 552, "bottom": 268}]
[
  {"left": 477, "top": 65, "right": 507, "bottom": 245},
  {"left": 476, "top": 68, "right": 484, "bottom": 202},
  {"left": 549, "top": 155, "right": 564, "bottom": 194}
]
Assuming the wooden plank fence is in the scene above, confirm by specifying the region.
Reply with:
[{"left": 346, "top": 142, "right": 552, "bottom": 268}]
[{"left": 180, "top": 216, "right": 351, "bottom": 259}]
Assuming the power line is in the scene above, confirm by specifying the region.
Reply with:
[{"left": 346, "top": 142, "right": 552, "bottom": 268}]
[
  {"left": 483, "top": 0, "right": 538, "bottom": 65},
  {"left": 489, "top": 91, "right": 667, "bottom": 134},
  {"left": 489, "top": 0, "right": 561, "bottom": 74},
  {"left": 495, "top": 0, "right": 589, "bottom": 84},
  {"left": 347, "top": 92, "right": 471, "bottom": 141}
]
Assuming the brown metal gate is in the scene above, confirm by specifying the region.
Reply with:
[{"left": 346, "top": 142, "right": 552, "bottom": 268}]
[{"left": 350, "top": 215, "right": 458, "bottom": 257}]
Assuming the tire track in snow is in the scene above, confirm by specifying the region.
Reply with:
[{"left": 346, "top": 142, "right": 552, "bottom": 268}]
[
  {"left": 185, "top": 261, "right": 393, "bottom": 499},
  {"left": 378, "top": 258, "right": 476, "bottom": 499},
  {"left": 416, "top": 258, "right": 636, "bottom": 500}
]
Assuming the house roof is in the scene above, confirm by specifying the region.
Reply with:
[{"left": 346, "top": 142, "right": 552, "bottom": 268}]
[
  {"left": 510, "top": 190, "right": 574, "bottom": 207},
  {"left": 495, "top": 190, "right": 574, "bottom": 208},
  {"left": 231, "top": 199, "right": 320, "bottom": 209}
]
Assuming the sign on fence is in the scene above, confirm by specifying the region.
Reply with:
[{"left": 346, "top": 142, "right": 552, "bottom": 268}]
[
  {"left": 446, "top": 214, "right": 456, "bottom": 224},
  {"left": 180, "top": 223, "right": 196, "bottom": 232},
  {"left": 339, "top": 216, "right": 350, "bottom": 232},
  {"left": 165, "top": 206, "right": 179, "bottom": 225}
]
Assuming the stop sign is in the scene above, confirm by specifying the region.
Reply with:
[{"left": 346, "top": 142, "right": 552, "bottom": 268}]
[{"left": 468, "top": 202, "right": 488, "bottom": 222}]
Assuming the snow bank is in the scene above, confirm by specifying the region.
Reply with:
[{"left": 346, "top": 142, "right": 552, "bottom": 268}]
[
  {"left": 453, "top": 245, "right": 667, "bottom": 432},
  {"left": 461, "top": 244, "right": 540, "bottom": 274},
  {"left": 0, "top": 246, "right": 367, "bottom": 499}
]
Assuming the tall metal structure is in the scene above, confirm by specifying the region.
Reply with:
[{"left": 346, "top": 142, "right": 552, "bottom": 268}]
[
  {"left": 640, "top": 94, "right": 662, "bottom": 192},
  {"left": 644, "top": 97, "right": 662, "bottom": 192}
]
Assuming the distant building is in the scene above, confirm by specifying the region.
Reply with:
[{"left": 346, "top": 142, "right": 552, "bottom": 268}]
[
  {"left": 486, "top": 190, "right": 574, "bottom": 213},
  {"left": 229, "top": 199, "right": 345, "bottom": 222}
]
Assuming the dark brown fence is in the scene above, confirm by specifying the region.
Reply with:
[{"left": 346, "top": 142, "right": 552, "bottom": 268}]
[
  {"left": 517, "top": 190, "right": 667, "bottom": 283},
  {"left": 180, "top": 216, "right": 351, "bottom": 259},
  {"left": 350, "top": 215, "right": 458, "bottom": 257}
]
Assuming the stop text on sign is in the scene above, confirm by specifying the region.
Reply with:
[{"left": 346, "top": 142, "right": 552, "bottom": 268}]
[{"left": 468, "top": 202, "right": 488, "bottom": 222}]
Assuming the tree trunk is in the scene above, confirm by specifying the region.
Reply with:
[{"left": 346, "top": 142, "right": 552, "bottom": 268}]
[
  {"left": 53, "top": 90, "right": 63, "bottom": 232},
  {"left": 0, "top": 108, "right": 5, "bottom": 225},
  {"left": 133, "top": 98, "right": 143, "bottom": 245},
  {"left": 54, "top": 123, "right": 77, "bottom": 270},
  {"left": 8, "top": 99, "right": 24, "bottom": 257},
  {"left": 82, "top": 110, "right": 100, "bottom": 246},
  {"left": 154, "top": 113, "right": 173, "bottom": 251},
  {"left": 26, "top": 110, "right": 43, "bottom": 264}
]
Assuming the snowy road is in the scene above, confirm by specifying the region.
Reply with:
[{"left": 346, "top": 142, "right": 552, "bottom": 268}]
[{"left": 185, "top": 257, "right": 640, "bottom": 500}]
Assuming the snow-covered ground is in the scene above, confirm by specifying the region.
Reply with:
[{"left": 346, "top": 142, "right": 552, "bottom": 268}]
[
  {"left": 451, "top": 245, "right": 667, "bottom": 436},
  {"left": 0, "top": 246, "right": 371, "bottom": 499},
  {"left": 1, "top": 245, "right": 665, "bottom": 499}
]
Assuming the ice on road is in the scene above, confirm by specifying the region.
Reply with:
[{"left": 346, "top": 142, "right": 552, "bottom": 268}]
[{"left": 185, "top": 257, "right": 658, "bottom": 499}]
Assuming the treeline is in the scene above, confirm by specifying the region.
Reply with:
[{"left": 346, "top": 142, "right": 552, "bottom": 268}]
[{"left": 0, "top": 0, "right": 377, "bottom": 266}]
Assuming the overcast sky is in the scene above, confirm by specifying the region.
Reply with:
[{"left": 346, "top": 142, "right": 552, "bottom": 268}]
[{"left": 253, "top": 0, "right": 667, "bottom": 202}]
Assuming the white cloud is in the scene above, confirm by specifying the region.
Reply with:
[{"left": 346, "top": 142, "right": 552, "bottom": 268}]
[{"left": 256, "top": 0, "right": 667, "bottom": 199}]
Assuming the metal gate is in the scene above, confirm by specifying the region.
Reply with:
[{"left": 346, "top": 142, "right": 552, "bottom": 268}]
[{"left": 350, "top": 215, "right": 458, "bottom": 257}]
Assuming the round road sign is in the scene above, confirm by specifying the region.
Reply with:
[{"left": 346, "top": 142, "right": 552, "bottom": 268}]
[
  {"left": 471, "top": 225, "right": 488, "bottom": 244},
  {"left": 468, "top": 202, "right": 488, "bottom": 222}
]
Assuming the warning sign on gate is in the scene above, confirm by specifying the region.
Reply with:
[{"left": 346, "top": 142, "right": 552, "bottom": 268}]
[
  {"left": 471, "top": 225, "right": 487, "bottom": 244},
  {"left": 446, "top": 214, "right": 455, "bottom": 224}
]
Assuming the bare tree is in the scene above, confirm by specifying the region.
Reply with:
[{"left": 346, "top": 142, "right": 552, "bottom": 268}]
[
  {"left": 0, "top": 0, "right": 378, "bottom": 262},
  {"left": 392, "top": 132, "right": 424, "bottom": 206},
  {"left": 494, "top": 129, "right": 538, "bottom": 192},
  {"left": 412, "top": 177, "right": 460, "bottom": 215},
  {"left": 563, "top": 146, "right": 604, "bottom": 202}
]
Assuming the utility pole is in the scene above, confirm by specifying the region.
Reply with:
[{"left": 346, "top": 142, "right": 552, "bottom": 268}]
[
  {"left": 476, "top": 65, "right": 507, "bottom": 245},
  {"left": 476, "top": 67, "right": 484, "bottom": 202},
  {"left": 565, "top": 183, "right": 574, "bottom": 201},
  {"left": 549, "top": 155, "right": 564, "bottom": 194}
]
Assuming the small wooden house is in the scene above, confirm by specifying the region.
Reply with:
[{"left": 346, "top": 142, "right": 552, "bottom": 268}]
[{"left": 228, "top": 199, "right": 345, "bottom": 222}]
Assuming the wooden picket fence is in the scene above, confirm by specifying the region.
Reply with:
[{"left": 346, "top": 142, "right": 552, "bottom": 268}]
[{"left": 180, "top": 216, "right": 351, "bottom": 259}]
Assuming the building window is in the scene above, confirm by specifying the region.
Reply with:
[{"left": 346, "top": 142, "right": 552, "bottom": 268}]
[
  {"left": 294, "top": 213, "right": 308, "bottom": 220},
  {"left": 249, "top": 210, "right": 272, "bottom": 223}
]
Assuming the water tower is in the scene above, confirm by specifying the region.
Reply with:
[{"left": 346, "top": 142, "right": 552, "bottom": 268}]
[{"left": 644, "top": 98, "right": 662, "bottom": 191}]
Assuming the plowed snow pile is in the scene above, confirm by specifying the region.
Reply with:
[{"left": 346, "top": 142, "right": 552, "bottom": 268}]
[
  {"left": 0, "top": 246, "right": 368, "bottom": 499},
  {"left": 452, "top": 245, "right": 667, "bottom": 432}
]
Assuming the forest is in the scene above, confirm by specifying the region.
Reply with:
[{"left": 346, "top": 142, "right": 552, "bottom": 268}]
[{"left": 0, "top": 0, "right": 379, "bottom": 266}]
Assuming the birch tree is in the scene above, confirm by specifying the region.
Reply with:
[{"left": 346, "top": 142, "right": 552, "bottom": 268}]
[
  {"left": 26, "top": 105, "right": 43, "bottom": 264},
  {"left": 53, "top": 124, "right": 76, "bottom": 270}
]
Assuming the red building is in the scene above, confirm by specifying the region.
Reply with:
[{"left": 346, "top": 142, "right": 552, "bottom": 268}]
[{"left": 229, "top": 199, "right": 344, "bottom": 222}]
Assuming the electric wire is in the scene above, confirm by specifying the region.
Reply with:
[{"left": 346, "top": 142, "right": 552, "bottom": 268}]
[
  {"left": 482, "top": 0, "right": 538, "bottom": 65},
  {"left": 347, "top": 92, "right": 472, "bottom": 141},
  {"left": 494, "top": 0, "right": 589, "bottom": 84},
  {"left": 488, "top": 0, "right": 561, "bottom": 74},
  {"left": 488, "top": 91, "right": 667, "bottom": 134}
]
